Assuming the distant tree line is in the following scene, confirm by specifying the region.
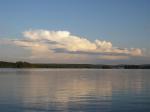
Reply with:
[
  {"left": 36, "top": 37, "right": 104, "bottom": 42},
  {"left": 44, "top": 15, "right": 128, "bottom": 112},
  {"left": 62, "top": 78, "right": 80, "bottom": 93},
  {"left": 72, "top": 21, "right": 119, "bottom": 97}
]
[{"left": 0, "top": 61, "right": 150, "bottom": 69}]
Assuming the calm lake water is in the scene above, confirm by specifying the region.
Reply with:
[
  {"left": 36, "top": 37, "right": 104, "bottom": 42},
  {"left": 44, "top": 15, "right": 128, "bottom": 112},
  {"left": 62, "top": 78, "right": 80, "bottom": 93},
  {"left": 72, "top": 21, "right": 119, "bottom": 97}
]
[{"left": 0, "top": 69, "right": 150, "bottom": 112}]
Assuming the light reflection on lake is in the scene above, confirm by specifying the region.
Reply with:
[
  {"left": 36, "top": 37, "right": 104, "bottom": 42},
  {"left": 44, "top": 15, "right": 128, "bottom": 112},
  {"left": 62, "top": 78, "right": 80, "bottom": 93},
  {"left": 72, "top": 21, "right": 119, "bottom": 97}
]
[{"left": 0, "top": 69, "right": 150, "bottom": 112}]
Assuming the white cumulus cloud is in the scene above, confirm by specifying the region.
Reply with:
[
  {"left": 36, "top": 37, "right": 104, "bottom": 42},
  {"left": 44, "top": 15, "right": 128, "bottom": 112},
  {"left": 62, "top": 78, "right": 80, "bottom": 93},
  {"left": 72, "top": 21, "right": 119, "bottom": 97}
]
[{"left": 14, "top": 29, "right": 143, "bottom": 58}]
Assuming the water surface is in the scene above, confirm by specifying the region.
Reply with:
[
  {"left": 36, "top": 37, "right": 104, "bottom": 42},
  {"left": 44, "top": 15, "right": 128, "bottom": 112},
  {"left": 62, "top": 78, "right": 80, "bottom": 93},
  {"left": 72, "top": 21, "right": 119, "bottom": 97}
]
[{"left": 0, "top": 69, "right": 150, "bottom": 112}]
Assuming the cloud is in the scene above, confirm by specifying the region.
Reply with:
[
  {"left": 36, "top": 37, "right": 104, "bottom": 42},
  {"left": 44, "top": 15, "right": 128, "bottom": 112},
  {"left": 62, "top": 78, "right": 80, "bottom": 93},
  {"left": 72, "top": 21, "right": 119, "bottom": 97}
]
[
  {"left": 0, "top": 38, "right": 13, "bottom": 45},
  {"left": 13, "top": 29, "right": 143, "bottom": 59}
]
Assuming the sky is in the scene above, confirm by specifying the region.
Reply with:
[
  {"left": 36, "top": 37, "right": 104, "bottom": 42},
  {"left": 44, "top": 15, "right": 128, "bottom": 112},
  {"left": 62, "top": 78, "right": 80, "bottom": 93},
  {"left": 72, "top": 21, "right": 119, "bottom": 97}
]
[{"left": 0, "top": 0, "right": 150, "bottom": 64}]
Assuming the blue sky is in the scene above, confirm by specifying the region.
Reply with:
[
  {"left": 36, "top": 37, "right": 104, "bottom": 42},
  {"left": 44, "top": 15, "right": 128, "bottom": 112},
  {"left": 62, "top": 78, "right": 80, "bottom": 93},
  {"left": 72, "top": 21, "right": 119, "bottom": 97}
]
[{"left": 0, "top": 0, "right": 150, "bottom": 63}]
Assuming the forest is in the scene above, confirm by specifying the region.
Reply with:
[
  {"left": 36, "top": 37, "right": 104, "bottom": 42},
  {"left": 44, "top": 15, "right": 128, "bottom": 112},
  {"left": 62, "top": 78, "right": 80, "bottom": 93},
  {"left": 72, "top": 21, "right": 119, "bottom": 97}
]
[{"left": 0, "top": 61, "right": 150, "bottom": 69}]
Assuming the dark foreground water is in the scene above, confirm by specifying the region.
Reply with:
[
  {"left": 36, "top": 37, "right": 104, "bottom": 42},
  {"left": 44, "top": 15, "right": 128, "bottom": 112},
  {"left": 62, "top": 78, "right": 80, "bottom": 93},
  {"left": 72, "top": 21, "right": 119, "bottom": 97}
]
[{"left": 0, "top": 69, "right": 150, "bottom": 112}]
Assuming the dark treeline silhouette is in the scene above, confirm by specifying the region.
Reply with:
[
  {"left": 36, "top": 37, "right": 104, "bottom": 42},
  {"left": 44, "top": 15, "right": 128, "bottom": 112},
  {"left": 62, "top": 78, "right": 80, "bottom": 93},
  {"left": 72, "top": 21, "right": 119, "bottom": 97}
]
[{"left": 0, "top": 61, "right": 150, "bottom": 69}]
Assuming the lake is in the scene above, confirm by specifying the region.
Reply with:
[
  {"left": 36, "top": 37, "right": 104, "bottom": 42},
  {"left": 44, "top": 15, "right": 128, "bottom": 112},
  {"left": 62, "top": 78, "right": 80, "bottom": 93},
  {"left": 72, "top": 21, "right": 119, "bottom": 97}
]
[{"left": 0, "top": 69, "right": 150, "bottom": 112}]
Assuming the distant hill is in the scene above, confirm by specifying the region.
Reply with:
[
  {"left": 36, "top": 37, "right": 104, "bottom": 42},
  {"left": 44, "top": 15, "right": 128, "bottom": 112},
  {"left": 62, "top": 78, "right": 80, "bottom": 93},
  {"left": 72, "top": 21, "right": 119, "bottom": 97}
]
[{"left": 0, "top": 61, "right": 150, "bottom": 69}]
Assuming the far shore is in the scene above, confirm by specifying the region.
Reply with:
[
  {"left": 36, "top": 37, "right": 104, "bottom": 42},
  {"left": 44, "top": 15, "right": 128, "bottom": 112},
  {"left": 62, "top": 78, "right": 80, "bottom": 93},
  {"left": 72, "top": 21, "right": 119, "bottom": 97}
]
[{"left": 0, "top": 61, "right": 150, "bottom": 69}]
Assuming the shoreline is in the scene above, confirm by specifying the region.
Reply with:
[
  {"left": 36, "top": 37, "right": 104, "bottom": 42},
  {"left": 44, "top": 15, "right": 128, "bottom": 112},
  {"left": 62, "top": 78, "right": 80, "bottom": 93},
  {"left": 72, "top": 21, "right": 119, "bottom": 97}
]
[{"left": 0, "top": 61, "right": 150, "bottom": 69}]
